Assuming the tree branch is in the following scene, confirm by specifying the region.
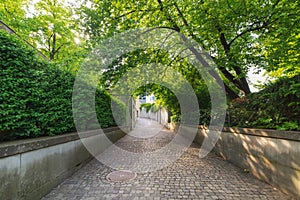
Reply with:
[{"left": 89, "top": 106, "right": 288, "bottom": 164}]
[
  {"left": 216, "top": 25, "right": 230, "bottom": 53},
  {"left": 228, "top": 21, "right": 269, "bottom": 47},
  {"left": 112, "top": 8, "right": 159, "bottom": 20},
  {"left": 47, "top": 34, "right": 53, "bottom": 52},
  {"left": 173, "top": 2, "right": 189, "bottom": 28},
  {"left": 215, "top": 25, "right": 251, "bottom": 94},
  {"left": 54, "top": 43, "right": 65, "bottom": 54},
  {"left": 173, "top": 2, "right": 204, "bottom": 46},
  {"left": 157, "top": 0, "right": 238, "bottom": 98},
  {"left": 114, "top": 10, "right": 137, "bottom": 19},
  {"left": 157, "top": 0, "right": 180, "bottom": 32}
]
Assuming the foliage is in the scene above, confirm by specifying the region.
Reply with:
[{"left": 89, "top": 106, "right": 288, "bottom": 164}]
[
  {"left": 1, "top": 0, "right": 86, "bottom": 72},
  {"left": 1, "top": 0, "right": 299, "bottom": 138},
  {"left": 140, "top": 103, "right": 155, "bottom": 113},
  {"left": 0, "top": 31, "right": 125, "bottom": 142},
  {"left": 98, "top": 45, "right": 212, "bottom": 124},
  {"left": 0, "top": 0, "right": 29, "bottom": 37},
  {"left": 27, "top": 0, "right": 79, "bottom": 61},
  {"left": 228, "top": 74, "right": 300, "bottom": 130},
  {"left": 147, "top": 84, "right": 181, "bottom": 118},
  {"left": 170, "top": 115, "right": 179, "bottom": 123},
  {"left": 80, "top": 0, "right": 299, "bottom": 99}
]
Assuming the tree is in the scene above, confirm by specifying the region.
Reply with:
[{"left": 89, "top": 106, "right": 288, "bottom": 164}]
[
  {"left": 1, "top": 0, "right": 86, "bottom": 69},
  {"left": 28, "top": 0, "right": 78, "bottom": 61},
  {"left": 0, "top": 0, "right": 30, "bottom": 38},
  {"left": 80, "top": 0, "right": 299, "bottom": 99},
  {"left": 260, "top": 1, "right": 300, "bottom": 78}
]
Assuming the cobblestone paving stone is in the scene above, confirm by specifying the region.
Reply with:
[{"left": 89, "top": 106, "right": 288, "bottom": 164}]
[{"left": 43, "top": 119, "right": 295, "bottom": 200}]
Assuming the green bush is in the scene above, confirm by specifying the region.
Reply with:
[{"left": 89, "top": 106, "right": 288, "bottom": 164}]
[
  {"left": 0, "top": 31, "right": 125, "bottom": 142},
  {"left": 228, "top": 74, "right": 300, "bottom": 131},
  {"left": 140, "top": 103, "right": 155, "bottom": 113}
]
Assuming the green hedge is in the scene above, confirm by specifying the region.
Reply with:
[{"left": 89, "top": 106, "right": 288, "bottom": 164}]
[
  {"left": 0, "top": 31, "right": 125, "bottom": 142},
  {"left": 228, "top": 74, "right": 300, "bottom": 131},
  {"left": 139, "top": 103, "right": 159, "bottom": 113}
]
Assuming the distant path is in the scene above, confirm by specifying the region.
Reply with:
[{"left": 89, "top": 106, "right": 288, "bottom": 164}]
[{"left": 43, "top": 118, "right": 294, "bottom": 200}]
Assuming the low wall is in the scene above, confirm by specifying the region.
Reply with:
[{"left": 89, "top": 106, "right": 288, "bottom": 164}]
[
  {"left": 0, "top": 127, "right": 126, "bottom": 200},
  {"left": 195, "top": 126, "right": 300, "bottom": 199}
]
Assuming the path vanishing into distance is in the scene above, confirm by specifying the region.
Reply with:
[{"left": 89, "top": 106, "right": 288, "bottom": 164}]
[{"left": 43, "top": 118, "right": 294, "bottom": 200}]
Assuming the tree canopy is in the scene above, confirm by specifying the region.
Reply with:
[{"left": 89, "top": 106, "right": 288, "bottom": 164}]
[
  {"left": 1, "top": 0, "right": 86, "bottom": 71},
  {"left": 80, "top": 0, "right": 299, "bottom": 98},
  {"left": 2, "top": 0, "right": 299, "bottom": 94}
]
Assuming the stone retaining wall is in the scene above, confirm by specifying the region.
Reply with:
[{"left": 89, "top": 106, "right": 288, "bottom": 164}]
[
  {"left": 0, "top": 127, "right": 126, "bottom": 200},
  {"left": 194, "top": 126, "right": 300, "bottom": 199}
]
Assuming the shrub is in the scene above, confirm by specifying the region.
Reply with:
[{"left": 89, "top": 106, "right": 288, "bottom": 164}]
[
  {"left": 0, "top": 31, "right": 125, "bottom": 142},
  {"left": 228, "top": 74, "right": 300, "bottom": 131},
  {"left": 140, "top": 103, "right": 155, "bottom": 113}
]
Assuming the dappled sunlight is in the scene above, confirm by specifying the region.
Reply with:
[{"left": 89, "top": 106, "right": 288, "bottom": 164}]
[
  {"left": 291, "top": 161, "right": 300, "bottom": 171},
  {"left": 246, "top": 154, "right": 271, "bottom": 182},
  {"left": 291, "top": 170, "right": 300, "bottom": 194},
  {"left": 281, "top": 139, "right": 292, "bottom": 149},
  {"left": 195, "top": 126, "right": 300, "bottom": 199}
]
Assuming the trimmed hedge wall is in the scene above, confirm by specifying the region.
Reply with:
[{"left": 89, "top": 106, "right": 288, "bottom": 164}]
[{"left": 0, "top": 31, "right": 125, "bottom": 142}]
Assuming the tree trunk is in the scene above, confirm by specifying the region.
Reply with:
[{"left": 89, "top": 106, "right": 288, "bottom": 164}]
[{"left": 50, "top": 33, "right": 56, "bottom": 60}]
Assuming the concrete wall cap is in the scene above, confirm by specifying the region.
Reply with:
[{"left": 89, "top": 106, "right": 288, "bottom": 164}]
[
  {"left": 199, "top": 126, "right": 300, "bottom": 141},
  {"left": 0, "top": 126, "right": 124, "bottom": 158}
]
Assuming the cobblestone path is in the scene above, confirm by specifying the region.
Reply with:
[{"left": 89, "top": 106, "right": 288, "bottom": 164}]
[{"left": 43, "top": 119, "right": 294, "bottom": 200}]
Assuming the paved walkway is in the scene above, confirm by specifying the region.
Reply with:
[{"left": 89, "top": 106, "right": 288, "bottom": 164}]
[{"left": 43, "top": 118, "right": 294, "bottom": 200}]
